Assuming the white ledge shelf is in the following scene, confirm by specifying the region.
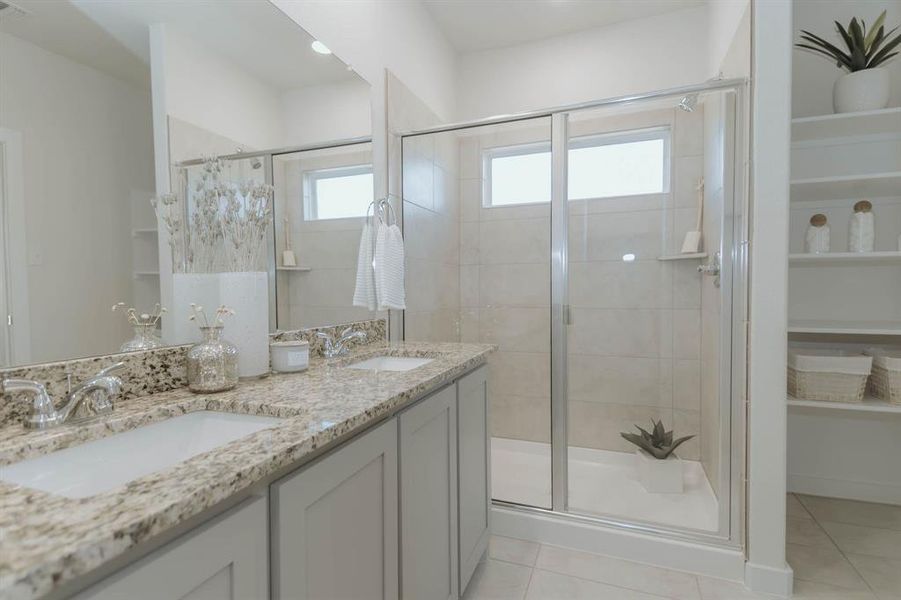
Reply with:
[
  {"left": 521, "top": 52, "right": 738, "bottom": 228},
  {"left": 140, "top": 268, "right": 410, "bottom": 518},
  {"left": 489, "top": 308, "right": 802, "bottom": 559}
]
[
  {"left": 791, "top": 107, "right": 901, "bottom": 142},
  {"left": 788, "top": 394, "right": 901, "bottom": 415},
  {"left": 789, "top": 251, "right": 901, "bottom": 266},
  {"left": 657, "top": 253, "right": 707, "bottom": 261},
  {"left": 788, "top": 319, "right": 901, "bottom": 336},
  {"left": 790, "top": 171, "right": 901, "bottom": 202},
  {"left": 276, "top": 266, "right": 311, "bottom": 272}
]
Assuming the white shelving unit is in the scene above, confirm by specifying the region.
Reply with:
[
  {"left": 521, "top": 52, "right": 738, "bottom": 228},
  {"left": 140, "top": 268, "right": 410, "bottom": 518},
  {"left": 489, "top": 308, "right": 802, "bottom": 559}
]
[
  {"left": 786, "top": 107, "right": 901, "bottom": 504},
  {"left": 789, "top": 251, "right": 901, "bottom": 266},
  {"left": 791, "top": 107, "right": 901, "bottom": 142},
  {"left": 790, "top": 170, "right": 901, "bottom": 202},
  {"left": 788, "top": 320, "right": 901, "bottom": 336},
  {"left": 788, "top": 394, "right": 901, "bottom": 415}
]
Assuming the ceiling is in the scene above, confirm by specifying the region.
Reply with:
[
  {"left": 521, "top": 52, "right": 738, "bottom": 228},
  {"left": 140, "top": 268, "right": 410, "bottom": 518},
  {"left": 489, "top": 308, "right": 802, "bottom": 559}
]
[
  {"left": 421, "top": 0, "right": 706, "bottom": 52},
  {"left": 0, "top": 0, "right": 360, "bottom": 91}
]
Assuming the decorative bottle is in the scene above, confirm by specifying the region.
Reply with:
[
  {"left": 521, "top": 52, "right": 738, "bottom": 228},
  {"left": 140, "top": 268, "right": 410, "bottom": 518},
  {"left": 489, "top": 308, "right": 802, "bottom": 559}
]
[
  {"left": 186, "top": 326, "right": 239, "bottom": 393},
  {"left": 804, "top": 213, "right": 830, "bottom": 254},
  {"left": 848, "top": 200, "right": 875, "bottom": 253}
]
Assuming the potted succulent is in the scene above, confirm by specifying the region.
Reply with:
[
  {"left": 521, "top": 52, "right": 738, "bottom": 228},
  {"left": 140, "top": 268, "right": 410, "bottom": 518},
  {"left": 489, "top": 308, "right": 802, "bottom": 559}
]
[
  {"left": 796, "top": 10, "right": 901, "bottom": 113},
  {"left": 621, "top": 420, "right": 694, "bottom": 493}
]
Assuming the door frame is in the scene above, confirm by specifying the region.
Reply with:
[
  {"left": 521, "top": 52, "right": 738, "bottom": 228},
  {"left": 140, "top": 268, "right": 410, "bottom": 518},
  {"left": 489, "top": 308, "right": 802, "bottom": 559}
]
[{"left": 0, "top": 128, "right": 31, "bottom": 365}]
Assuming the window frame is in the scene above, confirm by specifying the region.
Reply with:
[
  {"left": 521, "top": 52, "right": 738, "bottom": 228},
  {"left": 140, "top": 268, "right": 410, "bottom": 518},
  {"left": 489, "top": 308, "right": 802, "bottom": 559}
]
[
  {"left": 303, "top": 163, "right": 374, "bottom": 221},
  {"left": 480, "top": 126, "right": 672, "bottom": 208}
]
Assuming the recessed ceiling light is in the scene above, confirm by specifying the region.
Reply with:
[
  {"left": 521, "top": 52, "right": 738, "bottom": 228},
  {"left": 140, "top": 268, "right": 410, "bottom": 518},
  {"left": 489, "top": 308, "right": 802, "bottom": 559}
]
[{"left": 311, "top": 40, "right": 331, "bottom": 55}]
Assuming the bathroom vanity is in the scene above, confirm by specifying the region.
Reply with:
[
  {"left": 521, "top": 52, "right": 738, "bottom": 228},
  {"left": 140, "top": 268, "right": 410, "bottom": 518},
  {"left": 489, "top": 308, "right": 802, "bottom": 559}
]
[{"left": 0, "top": 342, "right": 493, "bottom": 600}]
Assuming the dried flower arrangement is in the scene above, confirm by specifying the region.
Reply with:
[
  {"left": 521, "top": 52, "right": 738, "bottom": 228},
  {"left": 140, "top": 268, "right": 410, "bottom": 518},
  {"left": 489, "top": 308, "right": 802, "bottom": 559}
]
[
  {"left": 152, "top": 157, "right": 274, "bottom": 274},
  {"left": 189, "top": 303, "right": 236, "bottom": 329},
  {"left": 112, "top": 302, "right": 167, "bottom": 328}
]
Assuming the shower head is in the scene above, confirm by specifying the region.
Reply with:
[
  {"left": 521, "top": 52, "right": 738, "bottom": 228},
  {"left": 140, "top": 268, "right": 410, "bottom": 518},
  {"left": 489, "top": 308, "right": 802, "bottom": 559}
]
[{"left": 678, "top": 93, "right": 699, "bottom": 113}]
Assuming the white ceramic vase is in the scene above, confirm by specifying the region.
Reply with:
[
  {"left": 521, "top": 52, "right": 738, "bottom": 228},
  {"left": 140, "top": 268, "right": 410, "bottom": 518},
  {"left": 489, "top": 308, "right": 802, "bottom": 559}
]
[
  {"left": 833, "top": 68, "right": 890, "bottom": 113},
  {"left": 635, "top": 449, "right": 684, "bottom": 493}
]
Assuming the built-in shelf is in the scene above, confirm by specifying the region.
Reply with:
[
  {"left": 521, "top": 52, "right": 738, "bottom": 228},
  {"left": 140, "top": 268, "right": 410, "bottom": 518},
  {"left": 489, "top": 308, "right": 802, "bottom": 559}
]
[
  {"left": 790, "top": 171, "right": 901, "bottom": 202},
  {"left": 789, "top": 251, "right": 901, "bottom": 266},
  {"left": 131, "top": 228, "right": 158, "bottom": 236},
  {"left": 657, "top": 252, "right": 707, "bottom": 261},
  {"left": 788, "top": 319, "right": 901, "bottom": 336},
  {"left": 276, "top": 266, "right": 311, "bottom": 272},
  {"left": 788, "top": 394, "right": 901, "bottom": 415},
  {"left": 791, "top": 107, "right": 901, "bottom": 142},
  {"left": 133, "top": 271, "right": 160, "bottom": 277}
]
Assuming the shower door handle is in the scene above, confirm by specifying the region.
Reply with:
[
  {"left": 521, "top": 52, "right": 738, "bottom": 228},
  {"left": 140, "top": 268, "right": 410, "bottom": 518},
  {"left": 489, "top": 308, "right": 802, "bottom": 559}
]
[{"left": 698, "top": 252, "right": 721, "bottom": 287}]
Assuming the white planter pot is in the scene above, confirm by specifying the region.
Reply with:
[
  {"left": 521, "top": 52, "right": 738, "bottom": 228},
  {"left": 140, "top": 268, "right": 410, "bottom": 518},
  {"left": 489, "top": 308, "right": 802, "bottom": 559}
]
[
  {"left": 833, "top": 68, "right": 890, "bottom": 113},
  {"left": 635, "top": 449, "right": 684, "bottom": 493}
]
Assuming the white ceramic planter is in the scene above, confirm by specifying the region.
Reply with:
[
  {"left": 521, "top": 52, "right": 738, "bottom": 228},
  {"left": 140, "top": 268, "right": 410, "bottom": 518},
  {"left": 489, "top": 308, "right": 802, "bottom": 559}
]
[
  {"left": 833, "top": 68, "right": 890, "bottom": 113},
  {"left": 636, "top": 449, "right": 684, "bottom": 493}
]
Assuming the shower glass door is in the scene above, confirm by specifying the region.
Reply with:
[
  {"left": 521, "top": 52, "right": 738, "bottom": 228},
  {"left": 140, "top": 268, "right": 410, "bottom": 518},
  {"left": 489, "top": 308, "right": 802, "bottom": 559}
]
[
  {"left": 402, "top": 116, "right": 553, "bottom": 509},
  {"left": 560, "top": 89, "right": 741, "bottom": 537}
]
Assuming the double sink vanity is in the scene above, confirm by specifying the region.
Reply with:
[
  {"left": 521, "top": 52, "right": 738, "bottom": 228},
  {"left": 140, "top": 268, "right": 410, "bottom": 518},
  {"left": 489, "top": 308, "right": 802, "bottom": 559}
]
[{"left": 0, "top": 341, "right": 495, "bottom": 600}]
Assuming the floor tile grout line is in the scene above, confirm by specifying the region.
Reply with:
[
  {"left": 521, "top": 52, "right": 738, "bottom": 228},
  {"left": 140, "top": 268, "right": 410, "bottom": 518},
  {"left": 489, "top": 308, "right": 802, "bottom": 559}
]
[
  {"left": 529, "top": 566, "right": 687, "bottom": 600},
  {"left": 805, "top": 498, "right": 882, "bottom": 597}
]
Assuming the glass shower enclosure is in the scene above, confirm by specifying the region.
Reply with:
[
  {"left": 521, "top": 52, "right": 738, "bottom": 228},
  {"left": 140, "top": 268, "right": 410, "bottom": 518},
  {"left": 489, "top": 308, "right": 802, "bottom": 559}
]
[{"left": 400, "top": 81, "right": 745, "bottom": 545}]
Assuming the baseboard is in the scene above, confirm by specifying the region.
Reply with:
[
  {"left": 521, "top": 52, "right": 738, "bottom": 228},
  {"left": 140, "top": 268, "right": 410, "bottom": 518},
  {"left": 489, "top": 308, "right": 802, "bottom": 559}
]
[
  {"left": 788, "top": 474, "right": 901, "bottom": 505},
  {"left": 745, "top": 561, "right": 793, "bottom": 597},
  {"left": 491, "top": 505, "right": 745, "bottom": 581}
]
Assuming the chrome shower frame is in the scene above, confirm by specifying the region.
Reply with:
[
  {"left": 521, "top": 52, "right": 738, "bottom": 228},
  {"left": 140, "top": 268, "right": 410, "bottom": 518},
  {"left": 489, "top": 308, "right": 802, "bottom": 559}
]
[{"left": 399, "top": 77, "right": 749, "bottom": 550}]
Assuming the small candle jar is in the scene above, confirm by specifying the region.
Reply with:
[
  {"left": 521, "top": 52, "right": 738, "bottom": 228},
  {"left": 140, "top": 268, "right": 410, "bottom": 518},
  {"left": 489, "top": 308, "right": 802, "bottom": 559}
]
[
  {"left": 270, "top": 340, "right": 310, "bottom": 373},
  {"left": 804, "top": 213, "right": 830, "bottom": 254}
]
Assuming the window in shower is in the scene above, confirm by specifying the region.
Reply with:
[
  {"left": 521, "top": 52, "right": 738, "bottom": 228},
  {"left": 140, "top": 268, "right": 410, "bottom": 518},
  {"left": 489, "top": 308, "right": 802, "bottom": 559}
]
[
  {"left": 303, "top": 164, "right": 374, "bottom": 220},
  {"left": 483, "top": 127, "right": 670, "bottom": 209}
]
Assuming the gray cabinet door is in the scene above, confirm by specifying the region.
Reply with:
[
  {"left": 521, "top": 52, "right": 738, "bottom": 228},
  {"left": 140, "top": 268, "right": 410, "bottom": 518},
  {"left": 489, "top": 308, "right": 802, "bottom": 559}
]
[
  {"left": 458, "top": 366, "right": 490, "bottom": 594},
  {"left": 271, "top": 419, "right": 399, "bottom": 600},
  {"left": 399, "top": 384, "right": 458, "bottom": 600},
  {"left": 77, "top": 495, "right": 268, "bottom": 600}
]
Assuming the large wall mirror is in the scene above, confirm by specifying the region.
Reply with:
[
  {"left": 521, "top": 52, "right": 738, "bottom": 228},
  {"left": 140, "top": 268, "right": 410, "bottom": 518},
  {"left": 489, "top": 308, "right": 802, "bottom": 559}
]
[{"left": 0, "top": 0, "right": 373, "bottom": 368}]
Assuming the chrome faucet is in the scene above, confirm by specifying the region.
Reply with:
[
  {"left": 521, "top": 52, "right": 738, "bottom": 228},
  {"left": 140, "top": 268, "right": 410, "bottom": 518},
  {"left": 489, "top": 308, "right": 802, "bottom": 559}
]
[
  {"left": 2, "top": 362, "right": 125, "bottom": 429},
  {"left": 317, "top": 327, "right": 367, "bottom": 359}
]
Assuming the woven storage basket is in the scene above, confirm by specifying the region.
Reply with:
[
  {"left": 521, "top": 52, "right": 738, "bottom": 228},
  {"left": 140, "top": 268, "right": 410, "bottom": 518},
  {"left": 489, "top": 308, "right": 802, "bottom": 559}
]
[
  {"left": 787, "top": 349, "right": 872, "bottom": 403},
  {"left": 864, "top": 348, "right": 901, "bottom": 405}
]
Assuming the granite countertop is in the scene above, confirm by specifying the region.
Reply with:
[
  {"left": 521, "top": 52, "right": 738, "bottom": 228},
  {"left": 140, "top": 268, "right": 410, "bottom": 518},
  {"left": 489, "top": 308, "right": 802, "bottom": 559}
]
[{"left": 0, "top": 341, "right": 495, "bottom": 600}]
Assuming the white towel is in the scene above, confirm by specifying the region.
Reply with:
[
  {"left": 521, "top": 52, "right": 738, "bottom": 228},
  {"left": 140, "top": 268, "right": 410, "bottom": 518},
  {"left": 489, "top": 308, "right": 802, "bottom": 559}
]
[
  {"left": 353, "top": 220, "right": 377, "bottom": 310},
  {"left": 374, "top": 222, "right": 406, "bottom": 310}
]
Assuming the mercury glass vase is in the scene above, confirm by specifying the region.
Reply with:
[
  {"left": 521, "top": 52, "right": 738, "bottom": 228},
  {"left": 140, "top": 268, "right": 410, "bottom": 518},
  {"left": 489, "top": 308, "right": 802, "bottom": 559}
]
[
  {"left": 120, "top": 324, "right": 162, "bottom": 352},
  {"left": 186, "top": 326, "right": 239, "bottom": 393}
]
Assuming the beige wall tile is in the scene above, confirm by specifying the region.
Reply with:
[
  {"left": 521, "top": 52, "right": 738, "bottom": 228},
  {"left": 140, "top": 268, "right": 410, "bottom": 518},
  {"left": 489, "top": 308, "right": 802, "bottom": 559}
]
[
  {"left": 568, "top": 308, "right": 670, "bottom": 358},
  {"left": 673, "top": 359, "right": 701, "bottom": 411},
  {"left": 460, "top": 221, "right": 480, "bottom": 265},
  {"left": 479, "top": 263, "right": 550, "bottom": 307},
  {"left": 489, "top": 351, "right": 551, "bottom": 399},
  {"left": 568, "top": 211, "right": 665, "bottom": 263},
  {"left": 491, "top": 393, "right": 550, "bottom": 443},
  {"left": 673, "top": 309, "right": 701, "bottom": 359},
  {"left": 673, "top": 408, "right": 700, "bottom": 460},
  {"left": 569, "top": 261, "right": 672, "bottom": 309},
  {"left": 568, "top": 401, "right": 672, "bottom": 452},
  {"left": 460, "top": 265, "right": 480, "bottom": 308},
  {"left": 567, "top": 355, "right": 671, "bottom": 408},
  {"left": 479, "top": 306, "right": 550, "bottom": 352},
  {"left": 479, "top": 218, "right": 550, "bottom": 264}
]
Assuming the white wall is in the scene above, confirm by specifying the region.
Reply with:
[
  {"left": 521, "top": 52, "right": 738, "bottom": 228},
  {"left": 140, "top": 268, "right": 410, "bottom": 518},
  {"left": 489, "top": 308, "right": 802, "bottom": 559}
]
[
  {"left": 282, "top": 80, "right": 371, "bottom": 145},
  {"left": 455, "top": 7, "right": 709, "bottom": 120},
  {"left": 707, "top": 0, "right": 750, "bottom": 78},
  {"left": 164, "top": 28, "right": 283, "bottom": 151},
  {"left": 0, "top": 32, "right": 154, "bottom": 364},
  {"left": 793, "top": 0, "right": 901, "bottom": 117}
]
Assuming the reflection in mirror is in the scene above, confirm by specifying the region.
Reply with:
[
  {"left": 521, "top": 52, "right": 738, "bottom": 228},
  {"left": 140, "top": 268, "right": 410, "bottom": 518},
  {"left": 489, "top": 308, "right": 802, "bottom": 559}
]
[{"left": 0, "top": 0, "right": 371, "bottom": 368}]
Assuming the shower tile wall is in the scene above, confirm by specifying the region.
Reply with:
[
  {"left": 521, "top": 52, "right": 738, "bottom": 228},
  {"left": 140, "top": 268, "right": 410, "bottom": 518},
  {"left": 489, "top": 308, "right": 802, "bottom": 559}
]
[
  {"left": 458, "top": 124, "right": 553, "bottom": 443},
  {"left": 272, "top": 146, "right": 383, "bottom": 329},
  {"left": 566, "top": 107, "right": 705, "bottom": 461},
  {"left": 403, "top": 131, "right": 461, "bottom": 342}
]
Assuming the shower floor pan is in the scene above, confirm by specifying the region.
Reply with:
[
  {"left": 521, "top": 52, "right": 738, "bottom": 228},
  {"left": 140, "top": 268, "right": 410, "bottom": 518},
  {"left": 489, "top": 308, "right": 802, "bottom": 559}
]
[{"left": 491, "top": 437, "right": 719, "bottom": 532}]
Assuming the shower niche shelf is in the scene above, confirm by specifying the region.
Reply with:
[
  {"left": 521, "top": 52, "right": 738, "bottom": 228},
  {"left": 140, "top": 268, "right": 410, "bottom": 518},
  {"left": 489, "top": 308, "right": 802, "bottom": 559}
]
[
  {"left": 657, "top": 252, "right": 707, "bottom": 261},
  {"left": 276, "top": 266, "right": 311, "bottom": 272}
]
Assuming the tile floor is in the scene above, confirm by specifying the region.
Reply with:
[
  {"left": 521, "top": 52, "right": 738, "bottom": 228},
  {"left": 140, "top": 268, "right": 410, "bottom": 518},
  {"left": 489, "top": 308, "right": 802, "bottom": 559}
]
[{"left": 464, "top": 494, "right": 901, "bottom": 600}]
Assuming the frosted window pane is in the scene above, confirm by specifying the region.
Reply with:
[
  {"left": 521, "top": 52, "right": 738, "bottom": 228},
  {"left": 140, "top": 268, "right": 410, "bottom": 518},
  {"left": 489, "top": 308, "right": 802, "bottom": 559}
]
[
  {"left": 568, "top": 139, "right": 665, "bottom": 200},
  {"left": 314, "top": 172, "right": 373, "bottom": 219},
  {"left": 489, "top": 152, "right": 551, "bottom": 206}
]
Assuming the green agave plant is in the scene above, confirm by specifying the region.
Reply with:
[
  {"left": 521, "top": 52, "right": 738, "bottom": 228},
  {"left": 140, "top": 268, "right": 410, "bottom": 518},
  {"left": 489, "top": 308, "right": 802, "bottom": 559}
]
[
  {"left": 620, "top": 419, "right": 694, "bottom": 460},
  {"left": 796, "top": 10, "right": 901, "bottom": 72}
]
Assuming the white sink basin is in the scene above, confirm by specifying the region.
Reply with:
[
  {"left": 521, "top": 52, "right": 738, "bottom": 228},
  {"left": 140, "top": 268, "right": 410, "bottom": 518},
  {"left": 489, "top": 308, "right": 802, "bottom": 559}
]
[
  {"left": 0, "top": 411, "right": 282, "bottom": 499},
  {"left": 346, "top": 356, "right": 434, "bottom": 372}
]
